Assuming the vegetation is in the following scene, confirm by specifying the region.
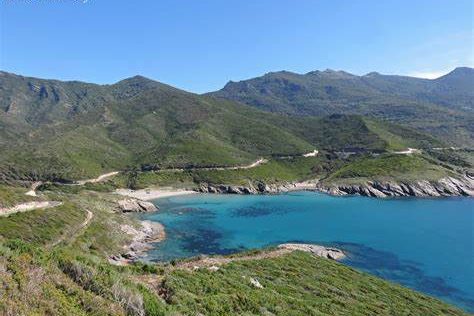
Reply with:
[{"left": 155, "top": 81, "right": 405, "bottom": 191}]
[
  {"left": 325, "top": 154, "right": 452, "bottom": 183},
  {"left": 0, "top": 193, "right": 468, "bottom": 315},
  {"left": 0, "top": 69, "right": 472, "bottom": 315},
  {"left": 163, "top": 251, "right": 466, "bottom": 315},
  {"left": 114, "top": 156, "right": 339, "bottom": 189},
  {"left": 0, "top": 184, "right": 40, "bottom": 208},
  {"left": 211, "top": 67, "right": 474, "bottom": 146},
  {"left": 0, "top": 179, "right": 470, "bottom": 315},
  {"left": 0, "top": 71, "right": 447, "bottom": 183}
]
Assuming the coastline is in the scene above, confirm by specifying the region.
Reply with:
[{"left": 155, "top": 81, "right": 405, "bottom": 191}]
[
  {"left": 197, "top": 175, "right": 474, "bottom": 198},
  {"left": 115, "top": 187, "right": 197, "bottom": 201},
  {"left": 109, "top": 220, "right": 166, "bottom": 266},
  {"left": 111, "top": 177, "right": 473, "bottom": 264}
]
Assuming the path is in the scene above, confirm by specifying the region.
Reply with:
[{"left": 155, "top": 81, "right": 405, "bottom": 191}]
[
  {"left": 0, "top": 201, "right": 63, "bottom": 217},
  {"left": 49, "top": 209, "right": 93, "bottom": 248},
  {"left": 392, "top": 148, "right": 421, "bottom": 155},
  {"left": 70, "top": 159, "right": 268, "bottom": 186},
  {"left": 75, "top": 171, "right": 120, "bottom": 185},
  {"left": 303, "top": 149, "right": 319, "bottom": 157},
  {"left": 156, "top": 158, "right": 268, "bottom": 173},
  {"left": 25, "top": 181, "right": 43, "bottom": 197}
]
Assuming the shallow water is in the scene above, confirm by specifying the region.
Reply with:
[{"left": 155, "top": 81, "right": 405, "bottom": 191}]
[{"left": 141, "top": 192, "right": 474, "bottom": 311}]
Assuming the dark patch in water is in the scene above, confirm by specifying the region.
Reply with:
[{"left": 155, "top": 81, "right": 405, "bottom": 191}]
[
  {"left": 180, "top": 227, "right": 243, "bottom": 256},
  {"left": 335, "top": 242, "right": 474, "bottom": 312},
  {"left": 232, "top": 203, "right": 292, "bottom": 218},
  {"left": 260, "top": 239, "right": 474, "bottom": 312}
]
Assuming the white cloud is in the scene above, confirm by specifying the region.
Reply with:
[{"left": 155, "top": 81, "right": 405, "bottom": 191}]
[{"left": 407, "top": 70, "right": 451, "bottom": 79}]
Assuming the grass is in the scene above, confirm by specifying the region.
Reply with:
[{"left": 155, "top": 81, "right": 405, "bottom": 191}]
[
  {"left": 0, "top": 201, "right": 84, "bottom": 245},
  {"left": 191, "top": 156, "right": 328, "bottom": 185},
  {"left": 0, "top": 190, "right": 469, "bottom": 315},
  {"left": 162, "top": 251, "right": 466, "bottom": 315},
  {"left": 0, "top": 184, "right": 40, "bottom": 208},
  {"left": 325, "top": 154, "right": 452, "bottom": 183},
  {"left": 111, "top": 156, "right": 338, "bottom": 189}
]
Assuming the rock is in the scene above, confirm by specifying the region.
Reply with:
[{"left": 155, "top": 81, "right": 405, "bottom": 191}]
[
  {"left": 208, "top": 265, "right": 220, "bottom": 272},
  {"left": 279, "top": 243, "right": 345, "bottom": 260},
  {"left": 137, "top": 200, "right": 158, "bottom": 212},
  {"left": 249, "top": 277, "right": 264, "bottom": 289},
  {"left": 319, "top": 175, "right": 474, "bottom": 198},
  {"left": 122, "top": 251, "right": 137, "bottom": 260},
  {"left": 118, "top": 199, "right": 158, "bottom": 213}
]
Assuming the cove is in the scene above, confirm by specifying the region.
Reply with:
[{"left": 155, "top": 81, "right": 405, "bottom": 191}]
[{"left": 140, "top": 192, "right": 474, "bottom": 311}]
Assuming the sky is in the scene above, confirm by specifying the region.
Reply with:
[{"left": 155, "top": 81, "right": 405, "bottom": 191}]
[{"left": 1, "top": 0, "right": 472, "bottom": 93}]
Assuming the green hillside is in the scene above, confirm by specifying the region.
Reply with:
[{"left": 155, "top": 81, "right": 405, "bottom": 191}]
[
  {"left": 0, "top": 191, "right": 468, "bottom": 315},
  {"left": 210, "top": 67, "right": 474, "bottom": 146},
  {"left": 0, "top": 72, "right": 444, "bottom": 183}
]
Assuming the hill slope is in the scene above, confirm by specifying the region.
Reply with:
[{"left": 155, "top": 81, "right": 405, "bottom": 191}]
[
  {"left": 0, "top": 191, "right": 468, "bottom": 315},
  {"left": 210, "top": 67, "right": 474, "bottom": 146},
  {"left": 0, "top": 72, "right": 443, "bottom": 182}
]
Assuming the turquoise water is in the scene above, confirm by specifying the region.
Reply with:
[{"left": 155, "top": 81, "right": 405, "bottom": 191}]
[{"left": 141, "top": 192, "right": 474, "bottom": 311}]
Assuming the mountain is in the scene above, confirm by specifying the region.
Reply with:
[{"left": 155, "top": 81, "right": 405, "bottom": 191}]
[
  {"left": 0, "top": 71, "right": 442, "bottom": 182},
  {"left": 210, "top": 67, "right": 474, "bottom": 146}
]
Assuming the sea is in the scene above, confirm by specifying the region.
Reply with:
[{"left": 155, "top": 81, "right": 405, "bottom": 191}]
[{"left": 140, "top": 192, "right": 474, "bottom": 311}]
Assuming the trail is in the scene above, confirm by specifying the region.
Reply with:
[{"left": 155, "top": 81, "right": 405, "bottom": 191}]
[
  {"left": 75, "top": 171, "right": 120, "bottom": 185},
  {"left": 25, "top": 181, "right": 43, "bottom": 197},
  {"left": 303, "top": 149, "right": 319, "bottom": 157},
  {"left": 71, "top": 159, "right": 268, "bottom": 185},
  {"left": 156, "top": 158, "right": 269, "bottom": 173},
  {"left": 0, "top": 201, "right": 63, "bottom": 217},
  {"left": 392, "top": 148, "right": 421, "bottom": 155},
  {"left": 49, "top": 209, "right": 93, "bottom": 248}
]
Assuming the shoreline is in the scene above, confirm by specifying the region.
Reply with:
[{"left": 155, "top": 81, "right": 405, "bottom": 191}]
[
  {"left": 197, "top": 175, "right": 474, "bottom": 198},
  {"left": 109, "top": 220, "right": 166, "bottom": 266},
  {"left": 115, "top": 187, "right": 197, "bottom": 201}
]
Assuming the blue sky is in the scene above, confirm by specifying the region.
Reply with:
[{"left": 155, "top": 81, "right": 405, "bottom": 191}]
[{"left": 1, "top": 0, "right": 472, "bottom": 93}]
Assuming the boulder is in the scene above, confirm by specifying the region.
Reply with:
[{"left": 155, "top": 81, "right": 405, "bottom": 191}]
[
  {"left": 118, "top": 199, "right": 158, "bottom": 213},
  {"left": 278, "top": 243, "right": 345, "bottom": 260}
]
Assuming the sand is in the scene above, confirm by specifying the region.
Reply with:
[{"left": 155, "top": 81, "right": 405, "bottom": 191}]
[{"left": 115, "top": 187, "right": 197, "bottom": 201}]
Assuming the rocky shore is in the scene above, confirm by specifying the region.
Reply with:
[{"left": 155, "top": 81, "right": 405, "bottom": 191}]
[
  {"left": 197, "top": 175, "right": 474, "bottom": 198},
  {"left": 319, "top": 175, "right": 474, "bottom": 198},
  {"left": 110, "top": 197, "right": 163, "bottom": 265},
  {"left": 109, "top": 221, "right": 165, "bottom": 265}
]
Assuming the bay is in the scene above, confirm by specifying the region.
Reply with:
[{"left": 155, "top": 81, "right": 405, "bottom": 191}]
[{"left": 141, "top": 192, "right": 474, "bottom": 311}]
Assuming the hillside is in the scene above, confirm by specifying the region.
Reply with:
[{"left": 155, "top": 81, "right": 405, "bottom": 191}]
[
  {"left": 210, "top": 67, "right": 474, "bottom": 146},
  {"left": 0, "top": 71, "right": 444, "bottom": 183},
  {"left": 0, "top": 190, "right": 468, "bottom": 315}
]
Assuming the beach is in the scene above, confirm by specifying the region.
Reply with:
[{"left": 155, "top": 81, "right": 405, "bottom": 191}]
[{"left": 115, "top": 187, "right": 197, "bottom": 201}]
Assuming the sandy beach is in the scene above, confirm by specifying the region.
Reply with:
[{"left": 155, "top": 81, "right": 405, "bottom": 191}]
[{"left": 115, "top": 187, "right": 197, "bottom": 201}]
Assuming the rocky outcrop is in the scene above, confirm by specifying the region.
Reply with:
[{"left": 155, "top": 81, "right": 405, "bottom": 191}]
[
  {"left": 278, "top": 243, "right": 345, "bottom": 260},
  {"left": 197, "top": 175, "right": 474, "bottom": 198},
  {"left": 117, "top": 198, "right": 158, "bottom": 213},
  {"left": 109, "top": 221, "right": 165, "bottom": 265},
  {"left": 197, "top": 182, "right": 299, "bottom": 195},
  {"left": 318, "top": 175, "right": 474, "bottom": 198}
]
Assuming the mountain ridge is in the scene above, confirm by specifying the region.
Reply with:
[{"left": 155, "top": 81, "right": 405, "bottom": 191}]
[
  {"left": 209, "top": 67, "right": 474, "bottom": 146},
  {"left": 0, "top": 71, "right": 446, "bottom": 182}
]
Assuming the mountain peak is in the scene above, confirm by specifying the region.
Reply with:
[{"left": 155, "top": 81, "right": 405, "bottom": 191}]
[
  {"left": 441, "top": 67, "right": 474, "bottom": 78},
  {"left": 306, "top": 69, "right": 355, "bottom": 79},
  {"left": 114, "top": 75, "right": 156, "bottom": 85},
  {"left": 364, "top": 71, "right": 381, "bottom": 77}
]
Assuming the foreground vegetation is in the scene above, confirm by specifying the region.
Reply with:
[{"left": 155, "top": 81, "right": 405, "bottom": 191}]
[{"left": 0, "top": 189, "right": 470, "bottom": 315}]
